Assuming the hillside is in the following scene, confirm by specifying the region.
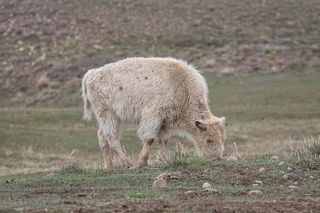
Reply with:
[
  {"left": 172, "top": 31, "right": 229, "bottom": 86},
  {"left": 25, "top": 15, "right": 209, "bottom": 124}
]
[{"left": 0, "top": 0, "right": 319, "bottom": 105}]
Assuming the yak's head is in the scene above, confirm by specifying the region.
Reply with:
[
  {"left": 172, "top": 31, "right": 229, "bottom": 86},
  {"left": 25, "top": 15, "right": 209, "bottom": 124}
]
[{"left": 194, "top": 116, "right": 227, "bottom": 160}]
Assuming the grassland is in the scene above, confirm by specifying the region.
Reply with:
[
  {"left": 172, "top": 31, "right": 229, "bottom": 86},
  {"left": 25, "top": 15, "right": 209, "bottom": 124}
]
[
  {"left": 1, "top": 159, "right": 319, "bottom": 212},
  {"left": 0, "top": 71, "right": 320, "bottom": 211}
]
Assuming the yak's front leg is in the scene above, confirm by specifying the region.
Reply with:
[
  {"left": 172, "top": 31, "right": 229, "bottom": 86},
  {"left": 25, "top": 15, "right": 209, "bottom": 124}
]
[
  {"left": 137, "top": 107, "right": 163, "bottom": 168},
  {"left": 138, "top": 139, "right": 154, "bottom": 167}
]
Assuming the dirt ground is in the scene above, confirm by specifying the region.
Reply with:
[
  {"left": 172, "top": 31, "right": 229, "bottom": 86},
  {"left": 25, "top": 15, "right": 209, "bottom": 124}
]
[
  {"left": 90, "top": 198, "right": 320, "bottom": 213},
  {"left": 6, "top": 160, "right": 319, "bottom": 213}
]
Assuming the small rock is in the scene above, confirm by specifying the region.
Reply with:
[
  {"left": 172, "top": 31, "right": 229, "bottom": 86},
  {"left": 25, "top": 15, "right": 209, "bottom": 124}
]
[
  {"left": 294, "top": 182, "right": 298, "bottom": 185},
  {"left": 254, "top": 180, "right": 263, "bottom": 185},
  {"left": 252, "top": 184, "right": 259, "bottom": 188},
  {"left": 152, "top": 178, "right": 167, "bottom": 189},
  {"left": 184, "top": 190, "right": 195, "bottom": 195},
  {"left": 310, "top": 176, "right": 314, "bottom": 179},
  {"left": 278, "top": 161, "right": 284, "bottom": 166},
  {"left": 96, "top": 201, "right": 112, "bottom": 207},
  {"left": 288, "top": 185, "right": 299, "bottom": 190},
  {"left": 170, "top": 174, "right": 182, "bottom": 180},
  {"left": 226, "top": 156, "right": 238, "bottom": 161},
  {"left": 202, "top": 182, "right": 212, "bottom": 189},
  {"left": 282, "top": 174, "right": 288, "bottom": 180},
  {"left": 258, "top": 167, "right": 265, "bottom": 173},
  {"left": 47, "top": 172, "right": 55, "bottom": 178},
  {"left": 271, "top": 156, "right": 279, "bottom": 161},
  {"left": 287, "top": 166, "right": 293, "bottom": 171},
  {"left": 155, "top": 172, "right": 170, "bottom": 180},
  {"left": 205, "top": 188, "right": 219, "bottom": 193},
  {"left": 248, "top": 190, "right": 263, "bottom": 196},
  {"left": 155, "top": 172, "right": 182, "bottom": 180}
]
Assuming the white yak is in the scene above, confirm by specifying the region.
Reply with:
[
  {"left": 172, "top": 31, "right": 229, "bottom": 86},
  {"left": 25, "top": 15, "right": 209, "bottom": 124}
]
[{"left": 82, "top": 57, "right": 227, "bottom": 169}]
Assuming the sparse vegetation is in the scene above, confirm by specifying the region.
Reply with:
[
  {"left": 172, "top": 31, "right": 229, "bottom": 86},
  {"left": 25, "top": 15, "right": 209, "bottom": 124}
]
[
  {"left": 1, "top": 156, "right": 319, "bottom": 212},
  {"left": 290, "top": 136, "right": 320, "bottom": 170},
  {"left": 155, "top": 143, "right": 212, "bottom": 171}
]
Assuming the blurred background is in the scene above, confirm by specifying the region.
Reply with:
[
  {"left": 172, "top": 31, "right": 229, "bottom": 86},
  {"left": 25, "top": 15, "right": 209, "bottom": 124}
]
[{"left": 0, "top": 0, "right": 319, "bottom": 175}]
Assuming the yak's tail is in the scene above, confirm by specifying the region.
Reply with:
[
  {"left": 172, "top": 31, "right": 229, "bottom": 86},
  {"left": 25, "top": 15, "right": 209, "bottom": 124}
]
[{"left": 82, "top": 71, "right": 92, "bottom": 121}]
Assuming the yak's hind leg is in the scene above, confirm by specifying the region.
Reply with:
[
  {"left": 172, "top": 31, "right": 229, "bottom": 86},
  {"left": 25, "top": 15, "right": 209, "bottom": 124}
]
[
  {"left": 138, "top": 139, "right": 154, "bottom": 167},
  {"left": 99, "top": 111, "right": 133, "bottom": 168},
  {"left": 97, "top": 128, "right": 113, "bottom": 170},
  {"left": 137, "top": 108, "right": 164, "bottom": 167}
]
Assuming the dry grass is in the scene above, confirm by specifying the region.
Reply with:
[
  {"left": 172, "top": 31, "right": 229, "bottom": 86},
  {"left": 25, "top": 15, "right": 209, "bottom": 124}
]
[
  {"left": 289, "top": 136, "right": 320, "bottom": 170},
  {"left": 154, "top": 142, "right": 193, "bottom": 166}
]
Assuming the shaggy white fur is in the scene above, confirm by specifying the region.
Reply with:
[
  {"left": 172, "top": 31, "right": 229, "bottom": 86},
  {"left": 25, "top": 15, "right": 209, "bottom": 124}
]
[{"left": 82, "top": 57, "right": 227, "bottom": 169}]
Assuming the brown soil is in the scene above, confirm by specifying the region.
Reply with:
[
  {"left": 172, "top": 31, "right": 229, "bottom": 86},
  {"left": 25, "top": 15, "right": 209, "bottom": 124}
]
[
  {"left": 1, "top": 0, "right": 319, "bottom": 103},
  {"left": 108, "top": 198, "right": 320, "bottom": 213},
  {"left": 46, "top": 198, "right": 320, "bottom": 213}
]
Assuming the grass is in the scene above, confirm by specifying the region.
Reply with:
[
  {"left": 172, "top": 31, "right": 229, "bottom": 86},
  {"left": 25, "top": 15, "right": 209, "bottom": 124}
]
[
  {"left": 0, "top": 157, "right": 319, "bottom": 211},
  {"left": 0, "top": 71, "right": 320, "bottom": 211},
  {"left": 289, "top": 136, "right": 320, "bottom": 170}
]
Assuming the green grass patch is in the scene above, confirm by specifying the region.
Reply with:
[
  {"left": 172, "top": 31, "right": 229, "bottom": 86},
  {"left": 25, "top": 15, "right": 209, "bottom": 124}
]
[{"left": 1, "top": 157, "right": 319, "bottom": 211}]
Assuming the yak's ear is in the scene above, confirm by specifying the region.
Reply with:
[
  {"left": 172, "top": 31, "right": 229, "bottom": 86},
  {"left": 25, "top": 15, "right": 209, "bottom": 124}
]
[
  {"left": 220, "top": 116, "right": 228, "bottom": 127},
  {"left": 195, "top": 120, "right": 207, "bottom": 132}
]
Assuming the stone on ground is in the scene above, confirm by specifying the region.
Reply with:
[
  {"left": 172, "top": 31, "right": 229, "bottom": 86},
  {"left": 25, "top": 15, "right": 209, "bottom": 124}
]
[
  {"left": 153, "top": 178, "right": 167, "bottom": 189},
  {"left": 289, "top": 185, "right": 299, "bottom": 190},
  {"left": 248, "top": 190, "right": 264, "bottom": 196},
  {"left": 226, "top": 156, "right": 238, "bottom": 161},
  {"left": 202, "top": 182, "right": 212, "bottom": 189}
]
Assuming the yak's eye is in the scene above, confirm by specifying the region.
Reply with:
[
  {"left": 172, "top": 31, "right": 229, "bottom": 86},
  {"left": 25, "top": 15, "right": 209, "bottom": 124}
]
[{"left": 207, "top": 139, "right": 214, "bottom": 144}]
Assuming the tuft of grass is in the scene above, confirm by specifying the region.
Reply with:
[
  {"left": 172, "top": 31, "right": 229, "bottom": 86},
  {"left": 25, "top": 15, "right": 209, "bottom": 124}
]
[
  {"left": 155, "top": 143, "right": 211, "bottom": 170},
  {"left": 60, "top": 162, "right": 85, "bottom": 174},
  {"left": 289, "top": 136, "right": 320, "bottom": 170},
  {"left": 60, "top": 149, "right": 85, "bottom": 174}
]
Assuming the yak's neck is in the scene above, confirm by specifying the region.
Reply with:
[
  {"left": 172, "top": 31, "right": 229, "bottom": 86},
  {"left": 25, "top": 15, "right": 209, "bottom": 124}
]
[
  {"left": 189, "top": 97, "right": 212, "bottom": 120},
  {"left": 178, "top": 97, "right": 212, "bottom": 131}
]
